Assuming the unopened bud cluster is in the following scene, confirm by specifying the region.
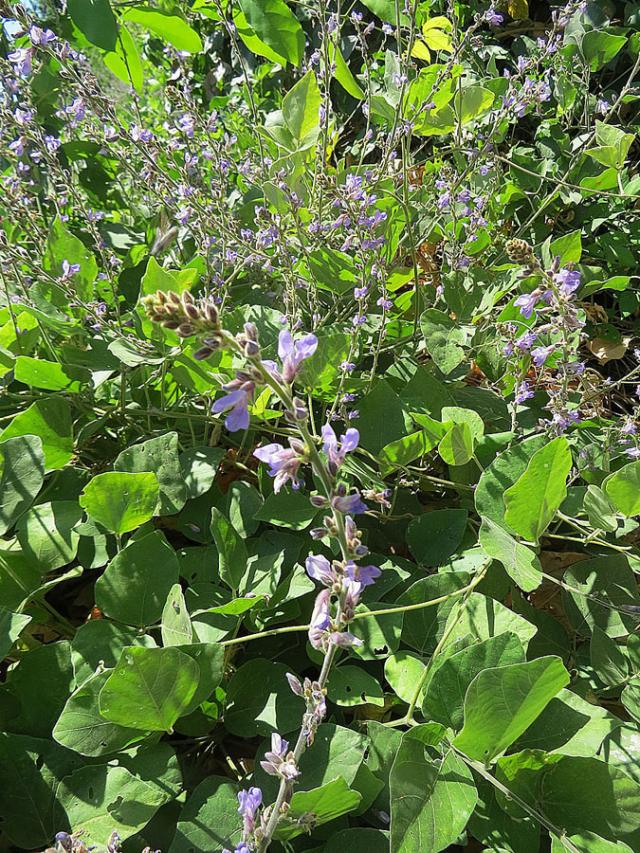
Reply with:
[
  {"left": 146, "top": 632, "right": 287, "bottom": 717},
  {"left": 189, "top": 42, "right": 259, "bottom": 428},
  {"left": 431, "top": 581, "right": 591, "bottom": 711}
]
[{"left": 142, "top": 289, "right": 221, "bottom": 339}]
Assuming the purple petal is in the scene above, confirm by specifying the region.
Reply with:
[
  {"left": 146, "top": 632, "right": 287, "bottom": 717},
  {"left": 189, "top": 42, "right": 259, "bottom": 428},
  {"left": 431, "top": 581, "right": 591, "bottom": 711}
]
[{"left": 278, "top": 329, "right": 294, "bottom": 361}]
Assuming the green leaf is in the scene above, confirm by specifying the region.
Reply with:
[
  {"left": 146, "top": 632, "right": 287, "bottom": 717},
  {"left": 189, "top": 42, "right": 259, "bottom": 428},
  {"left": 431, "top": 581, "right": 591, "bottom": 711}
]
[
  {"left": 123, "top": 7, "right": 203, "bottom": 53},
  {"left": 422, "top": 633, "right": 525, "bottom": 730},
  {"left": 53, "top": 670, "right": 146, "bottom": 756},
  {"left": 0, "top": 435, "right": 45, "bottom": 535},
  {"left": 175, "top": 642, "right": 225, "bottom": 715},
  {"left": 95, "top": 530, "right": 179, "bottom": 627},
  {"left": 359, "top": 0, "right": 409, "bottom": 24},
  {"left": 80, "top": 471, "right": 160, "bottom": 535},
  {"left": 604, "top": 461, "right": 640, "bottom": 516},
  {"left": 224, "top": 658, "right": 304, "bottom": 736},
  {"left": 16, "top": 501, "right": 82, "bottom": 571},
  {"left": 328, "top": 664, "right": 385, "bottom": 707},
  {"left": 550, "top": 229, "right": 582, "bottom": 264},
  {"left": 584, "top": 484, "right": 618, "bottom": 532},
  {"left": 438, "top": 422, "right": 474, "bottom": 465},
  {"left": 399, "top": 573, "right": 470, "bottom": 654},
  {"left": 99, "top": 646, "right": 199, "bottom": 731},
  {"left": 390, "top": 734, "right": 478, "bottom": 853},
  {"left": 582, "top": 30, "right": 627, "bottom": 71},
  {"left": 455, "top": 85, "right": 495, "bottom": 124},
  {"left": 68, "top": 0, "right": 117, "bottom": 51},
  {"left": 590, "top": 626, "right": 629, "bottom": 687},
  {"left": 504, "top": 436, "right": 572, "bottom": 541},
  {"left": 562, "top": 555, "right": 640, "bottom": 638},
  {"left": 329, "top": 44, "right": 365, "bottom": 99},
  {"left": 104, "top": 24, "right": 144, "bottom": 92},
  {"left": 210, "top": 507, "right": 247, "bottom": 590},
  {"left": 180, "top": 447, "right": 225, "bottom": 499},
  {"left": 453, "top": 656, "right": 570, "bottom": 762},
  {"left": 0, "top": 548, "right": 46, "bottom": 610},
  {"left": 1, "top": 397, "right": 73, "bottom": 471},
  {"left": 234, "top": 9, "right": 288, "bottom": 65},
  {"left": 161, "top": 583, "right": 193, "bottom": 646},
  {"left": 380, "top": 430, "right": 437, "bottom": 475},
  {"left": 621, "top": 683, "right": 640, "bottom": 724},
  {"left": 254, "top": 490, "right": 317, "bottom": 530},
  {"left": 0, "top": 607, "right": 31, "bottom": 660},
  {"left": 406, "top": 509, "right": 467, "bottom": 567},
  {"left": 42, "top": 216, "right": 98, "bottom": 301},
  {"left": 14, "top": 356, "right": 90, "bottom": 392},
  {"left": 356, "top": 380, "right": 409, "bottom": 453},
  {"left": 169, "top": 776, "right": 241, "bottom": 853},
  {"left": 384, "top": 651, "right": 427, "bottom": 705},
  {"left": 282, "top": 70, "right": 322, "bottom": 143},
  {"left": 552, "top": 831, "right": 633, "bottom": 853},
  {"left": 71, "top": 619, "right": 157, "bottom": 687},
  {"left": 322, "top": 830, "right": 390, "bottom": 853},
  {"left": 238, "top": 0, "right": 305, "bottom": 66},
  {"left": 115, "top": 432, "right": 188, "bottom": 516},
  {"left": 276, "top": 778, "right": 362, "bottom": 841},
  {"left": 421, "top": 309, "right": 467, "bottom": 374},
  {"left": 479, "top": 517, "right": 543, "bottom": 592}
]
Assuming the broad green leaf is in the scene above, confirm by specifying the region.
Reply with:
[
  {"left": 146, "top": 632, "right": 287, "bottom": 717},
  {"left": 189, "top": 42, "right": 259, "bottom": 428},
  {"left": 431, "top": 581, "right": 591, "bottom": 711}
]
[
  {"left": 479, "top": 517, "right": 543, "bottom": 591},
  {"left": 542, "top": 755, "right": 640, "bottom": 840},
  {"left": 356, "top": 380, "right": 408, "bottom": 453},
  {"left": 234, "top": 9, "right": 288, "bottom": 65},
  {"left": 604, "top": 461, "right": 640, "bottom": 516},
  {"left": 328, "top": 664, "right": 385, "bottom": 707},
  {"left": 1, "top": 397, "right": 73, "bottom": 470},
  {"left": 71, "top": 620, "right": 157, "bottom": 687},
  {"left": 351, "top": 600, "right": 403, "bottom": 660},
  {"left": 276, "top": 778, "right": 362, "bottom": 841},
  {"left": 380, "top": 430, "right": 438, "bottom": 475},
  {"left": 210, "top": 507, "right": 247, "bottom": 590},
  {"left": 390, "top": 734, "right": 478, "bottom": 853},
  {"left": 475, "top": 434, "right": 547, "bottom": 527},
  {"left": 455, "top": 85, "right": 495, "bottom": 124},
  {"left": 180, "top": 447, "right": 225, "bottom": 498},
  {"left": 53, "top": 670, "right": 146, "bottom": 756},
  {"left": 384, "top": 651, "right": 427, "bottom": 705},
  {"left": 421, "top": 309, "right": 467, "bottom": 374},
  {"left": 254, "top": 490, "right": 317, "bottom": 530},
  {"left": 282, "top": 70, "right": 322, "bottom": 142},
  {"left": 329, "top": 44, "right": 365, "bottom": 99},
  {"left": 445, "top": 591, "right": 537, "bottom": 652},
  {"left": 169, "top": 776, "right": 241, "bottom": 853},
  {"left": 115, "top": 432, "right": 188, "bottom": 516},
  {"left": 0, "top": 607, "right": 31, "bottom": 660},
  {"left": 399, "top": 573, "right": 470, "bottom": 654},
  {"left": 584, "top": 484, "right": 618, "bottom": 532},
  {"left": 95, "top": 530, "right": 179, "bottom": 627},
  {"left": 438, "top": 422, "right": 474, "bottom": 465},
  {"left": 0, "top": 435, "right": 45, "bottom": 535},
  {"left": 582, "top": 31, "right": 627, "bottom": 71},
  {"left": 68, "top": 0, "right": 117, "bottom": 51},
  {"left": 99, "top": 645, "right": 199, "bottom": 731},
  {"left": 321, "top": 829, "right": 390, "bottom": 853},
  {"left": 80, "top": 471, "right": 160, "bottom": 535},
  {"left": 123, "top": 7, "right": 203, "bottom": 53},
  {"left": 359, "top": 0, "right": 409, "bottom": 24},
  {"left": 453, "top": 656, "right": 570, "bottom": 761},
  {"left": 562, "top": 555, "right": 640, "bottom": 638},
  {"left": 621, "top": 684, "right": 640, "bottom": 724},
  {"left": 504, "top": 437, "right": 572, "bottom": 541},
  {"left": 42, "top": 216, "right": 98, "bottom": 302},
  {"left": 0, "top": 547, "right": 45, "bottom": 610},
  {"left": 175, "top": 642, "right": 225, "bottom": 715},
  {"left": 16, "top": 501, "right": 82, "bottom": 571},
  {"left": 590, "top": 626, "right": 629, "bottom": 687},
  {"left": 224, "top": 658, "right": 304, "bottom": 736},
  {"left": 14, "top": 356, "right": 90, "bottom": 392},
  {"left": 422, "top": 633, "right": 525, "bottom": 730},
  {"left": 104, "top": 24, "right": 144, "bottom": 92},
  {"left": 406, "top": 509, "right": 467, "bottom": 567},
  {"left": 552, "top": 832, "right": 632, "bottom": 853},
  {"left": 238, "top": 0, "right": 304, "bottom": 66},
  {"left": 549, "top": 229, "right": 583, "bottom": 264},
  {"left": 161, "top": 583, "right": 193, "bottom": 646}
]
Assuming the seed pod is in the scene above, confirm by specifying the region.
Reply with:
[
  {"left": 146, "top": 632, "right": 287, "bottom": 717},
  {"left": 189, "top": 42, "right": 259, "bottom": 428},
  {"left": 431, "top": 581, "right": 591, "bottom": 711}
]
[{"left": 505, "top": 238, "right": 534, "bottom": 263}]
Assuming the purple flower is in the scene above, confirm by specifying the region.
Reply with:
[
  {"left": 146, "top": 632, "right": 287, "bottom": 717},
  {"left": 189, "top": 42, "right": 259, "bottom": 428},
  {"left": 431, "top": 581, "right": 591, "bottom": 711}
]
[
  {"left": 278, "top": 329, "right": 318, "bottom": 383},
  {"left": 308, "top": 589, "right": 332, "bottom": 650},
  {"left": 553, "top": 267, "right": 581, "bottom": 297},
  {"left": 345, "top": 561, "right": 381, "bottom": 587},
  {"left": 8, "top": 48, "right": 33, "bottom": 76},
  {"left": 306, "top": 554, "right": 337, "bottom": 587},
  {"left": 237, "top": 787, "right": 262, "bottom": 837},
  {"left": 514, "top": 381, "right": 534, "bottom": 404},
  {"left": 531, "top": 344, "right": 555, "bottom": 367},
  {"left": 212, "top": 386, "right": 254, "bottom": 432},
  {"left": 514, "top": 291, "right": 540, "bottom": 319},
  {"left": 60, "top": 259, "right": 80, "bottom": 280},
  {"left": 321, "top": 424, "right": 359, "bottom": 473},
  {"left": 254, "top": 440, "right": 304, "bottom": 492},
  {"left": 516, "top": 330, "right": 538, "bottom": 352},
  {"left": 340, "top": 361, "right": 356, "bottom": 372},
  {"left": 596, "top": 98, "right": 610, "bottom": 116},
  {"left": 485, "top": 8, "right": 504, "bottom": 26},
  {"left": 260, "top": 733, "right": 300, "bottom": 780},
  {"left": 30, "top": 26, "right": 56, "bottom": 46},
  {"left": 332, "top": 491, "right": 368, "bottom": 515}
]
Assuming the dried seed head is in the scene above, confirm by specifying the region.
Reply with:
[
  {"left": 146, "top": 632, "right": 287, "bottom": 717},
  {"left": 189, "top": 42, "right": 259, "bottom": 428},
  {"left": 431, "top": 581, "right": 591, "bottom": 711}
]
[{"left": 505, "top": 238, "right": 534, "bottom": 263}]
